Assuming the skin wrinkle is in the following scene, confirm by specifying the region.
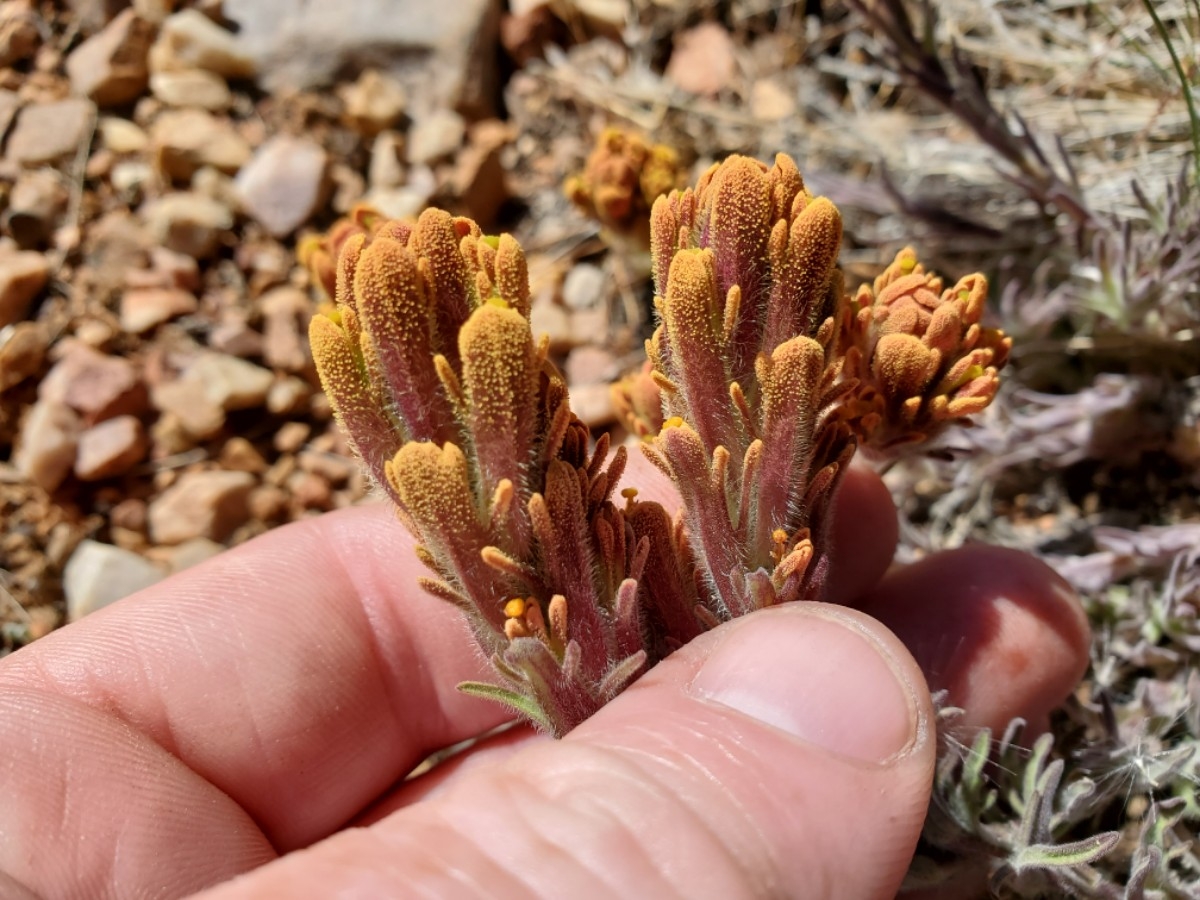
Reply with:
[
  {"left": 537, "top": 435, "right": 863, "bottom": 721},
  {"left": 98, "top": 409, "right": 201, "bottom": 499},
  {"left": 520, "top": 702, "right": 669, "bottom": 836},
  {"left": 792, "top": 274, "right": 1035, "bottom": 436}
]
[
  {"left": 595, "top": 721, "right": 776, "bottom": 897},
  {"left": 467, "top": 747, "right": 696, "bottom": 899}
]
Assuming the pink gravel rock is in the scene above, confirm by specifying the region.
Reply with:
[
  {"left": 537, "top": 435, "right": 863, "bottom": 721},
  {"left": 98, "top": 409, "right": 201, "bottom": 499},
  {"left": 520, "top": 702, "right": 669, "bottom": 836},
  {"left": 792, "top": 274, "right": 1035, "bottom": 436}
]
[
  {"left": 118, "top": 286, "right": 198, "bottom": 333},
  {"left": 235, "top": 135, "right": 329, "bottom": 237},
  {"left": 148, "top": 468, "right": 256, "bottom": 544},
  {"left": 38, "top": 341, "right": 147, "bottom": 424},
  {"left": 259, "top": 285, "right": 311, "bottom": 371},
  {"left": 74, "top": 414, "right": 148, "bottom": 480},
  {"left": 665, "top": 22, "right": 737, "bottom": 97},
  {"left": 13, "top": 400, "right": 82, "bottom": 492},
  {"left": 66, "top": 8, "right": 156, "bottom": 107},
  {"left": 6, "top": 98, "right": 96, "bottom": 166},
  {"left": 0, "top": 248, "right": 49, "bottom": 327}
]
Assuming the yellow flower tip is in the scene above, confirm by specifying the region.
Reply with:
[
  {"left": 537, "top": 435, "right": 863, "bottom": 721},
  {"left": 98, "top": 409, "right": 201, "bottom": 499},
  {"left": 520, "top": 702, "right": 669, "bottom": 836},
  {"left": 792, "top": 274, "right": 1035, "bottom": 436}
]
[
  {"left": 620, "top": 486, "right": 639, "bottom": 500},
  {"left": 900, "top": 255, "right": 918, "bottom": 275},
  {"left": 504, "top": 597, "right": 527, "bottom": 619},
  {"left": 662, "top": 415, "right": 685, "bottom": 431},
  {"left": 485, "top": 295, "right": 511, "bottom": 309},
  {"left": 772, "top": 528, "right": 788, "bottom": 544}
]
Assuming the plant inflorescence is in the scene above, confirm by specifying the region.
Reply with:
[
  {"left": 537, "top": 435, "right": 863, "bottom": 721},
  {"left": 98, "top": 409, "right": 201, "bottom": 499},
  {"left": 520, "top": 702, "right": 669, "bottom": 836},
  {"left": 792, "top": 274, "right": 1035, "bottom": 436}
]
[{"left": 308, "top": 152, "right": 1009, "bottom": 737}]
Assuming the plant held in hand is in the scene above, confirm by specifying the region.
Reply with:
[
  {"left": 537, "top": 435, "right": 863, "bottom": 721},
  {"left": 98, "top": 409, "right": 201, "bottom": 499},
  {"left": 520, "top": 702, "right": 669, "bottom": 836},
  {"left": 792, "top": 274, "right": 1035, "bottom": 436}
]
[{"left": 310, "top": 153, "right": 1010, "bottom": 736}]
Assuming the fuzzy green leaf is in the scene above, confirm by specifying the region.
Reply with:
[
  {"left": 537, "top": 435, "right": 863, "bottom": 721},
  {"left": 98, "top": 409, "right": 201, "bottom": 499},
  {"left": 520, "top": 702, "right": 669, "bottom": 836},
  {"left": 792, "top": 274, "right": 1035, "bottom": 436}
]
[
  {"left": 1011, "top": 831, "right": 1120, "bottom": 871},
  {"left": 457, "top": 681, "right": 551, "bottom": 731}
]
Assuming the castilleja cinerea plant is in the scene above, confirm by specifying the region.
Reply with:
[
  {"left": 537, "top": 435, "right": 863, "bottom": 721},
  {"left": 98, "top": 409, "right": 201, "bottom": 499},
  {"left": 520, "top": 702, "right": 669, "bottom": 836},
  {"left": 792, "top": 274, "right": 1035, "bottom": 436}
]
[{"left": 309, "top": 153, "right": 1011, "bottom": 737}]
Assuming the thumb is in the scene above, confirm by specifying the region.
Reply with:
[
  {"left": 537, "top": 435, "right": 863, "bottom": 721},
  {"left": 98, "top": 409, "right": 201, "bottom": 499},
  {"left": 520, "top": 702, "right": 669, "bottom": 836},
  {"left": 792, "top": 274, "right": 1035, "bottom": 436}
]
[{"left": 201, "top": 604, "right": 935, "bottom": 900}]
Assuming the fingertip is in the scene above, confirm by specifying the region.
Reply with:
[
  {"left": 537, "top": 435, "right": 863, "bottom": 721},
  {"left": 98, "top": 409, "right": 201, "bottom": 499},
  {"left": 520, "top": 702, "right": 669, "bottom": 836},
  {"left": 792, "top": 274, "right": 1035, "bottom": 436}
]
[
  {"left": 858, "top": 544, "right": 1090, "bottom": 733},
  {"left": 827, "top": 461, "right": 899, "bottom": 602}
]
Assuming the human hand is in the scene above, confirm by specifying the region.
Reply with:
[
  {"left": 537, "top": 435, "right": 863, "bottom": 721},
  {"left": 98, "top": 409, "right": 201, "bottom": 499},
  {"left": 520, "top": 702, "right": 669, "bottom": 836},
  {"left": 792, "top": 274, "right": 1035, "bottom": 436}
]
[{"left": 0, "top": 456, "right": 1088, "bottom": 899}]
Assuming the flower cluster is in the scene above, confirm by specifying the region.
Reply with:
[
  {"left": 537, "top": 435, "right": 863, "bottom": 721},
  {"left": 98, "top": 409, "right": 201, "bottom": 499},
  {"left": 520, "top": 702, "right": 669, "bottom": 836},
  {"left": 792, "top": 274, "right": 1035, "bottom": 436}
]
[
  {"left": 309, "top": 208, "right": 703, "bottom": 736},
  {"left": 310, "top": 153, "right": 1010, "bottom": 735},
  {"left": 564, "top": 127, "right": 682, "bottom": 249},
  {"left": 298, "top": 202, "right": 384, "bottom": 300}
]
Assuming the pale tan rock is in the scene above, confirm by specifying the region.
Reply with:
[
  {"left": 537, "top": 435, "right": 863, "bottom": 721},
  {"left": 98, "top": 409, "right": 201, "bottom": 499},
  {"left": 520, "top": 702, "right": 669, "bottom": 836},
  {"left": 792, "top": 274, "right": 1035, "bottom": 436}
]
[
  {"left": 529, "top": 298, "right": 573, "bottom": 352},
  {"left": 297, "top": 449, "right": 355, "bottom": 485},
  {"left": 288, "top": 469, "right": 331, "bottom": 511},
  {"left": 149, "top": 68, "right": 231, "bottom": 109},
  {"left": 13, "top": 400, "right": 81, "bottom": 492},
  {"left": 341, "top": 69, "right": 406, "bottom": 135},
  {"left": 266, "top": 376, "right": 311, "bottom": 416},
  {"left": 272, "top": 420, "right": 310, "bottom": 453},
  {"left": 98, "top": 116, "right": 149, "bottom": 153},
  {"left": 561, "top": 262, "right": 605, "bottom": 310},
  {"left": 565, "top": 345, "right": 617, "bottom": 385},
  {"left": 219, "top": 436, "right": 267, "bottom": 474},
  {"left": 141, "top": 190, "right": 233, "bottom": 258},
  {"left": 666, "top": 22, "right": 737, "bottom": 96},
  {"left": 208, "top": 314, "right": 263, "bottom": 358},
  {"left": 74, "top": 414, "right": 148, "bottom": 480},
  {"left": 751, "top": 78, "right": 795, "bottom": 122},
  {"left": 152, "top": 379, "right": 224, "bottom": 438},
  {"left": 0, "top": 248, "right": 48, "bottom": 326},
  {"left": 152, "top": 108, "right": 251, "bottom": 180},
  {"left": 6, "top": 99, "right": 96, "bottom": 166},
  {"left": 188, "top": 352, "right": 273, "bottom": 410},
  {"left": 0, "top": 320, "right": 45, "bottom": 391},
  {"left": 367, "top": 130, "right": 405, "bottom": 189},
  {"left": 568, "top": 381, "right": 616, "bottom": 428},
  {"left": 110, "top": 159, "right": 154, "bottom": 194},
  {"left": 118, "top": 286, "right": 198, "bottom": 333},
  {"left": 247, "top": 483, "right": 288, "bottom": 521},
  {"left": 38, "top": 341, "right": 146, "bottom": 423},
  {"left": 259, "top": 286, "right": 311, "bottom": 371},
  {"left": 235, "top": 136, "right": 328, "bottom": 237},
  {"left": 407, "top": 108, "right": 465, "bottom": 165},
  {"left": 66, "top": 8, "right": 156, "bottom": 107},
  {"left": 148, "top": 9, "right": 255, "bottom": 78},
  {"left": 4, "top": 169, "right": 68, "bottom": 248},
  {"left": 148, "top": 468, "right": 256, "bottom": 544},
  {"left": 63, "top": 540, "right": 166, "bottom": 620},
  {"left": 145, "top": 245, "right": 200, "bottom": 291}
]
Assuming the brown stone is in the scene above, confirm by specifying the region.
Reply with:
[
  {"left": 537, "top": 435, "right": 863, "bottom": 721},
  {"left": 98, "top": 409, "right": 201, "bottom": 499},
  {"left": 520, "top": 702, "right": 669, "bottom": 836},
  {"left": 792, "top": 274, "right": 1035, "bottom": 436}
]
[
  {"left": 259, "top": 286, "right": 311, "bottom": 371},
  {"left": 0, "top": 1, "right": 39, "bottom": 68},
  {"left": 0, "top": 248, "right": 48, "bottom": 327},
  {"left": 151, "top": 377, "right": 224, "bottom": 439},
  {"left": 118, "top": 286, "right": 198, "bottom": 333},
  {"left": 0, "top": 320, "right": 45, "bottom": 391},
  {"left": 665, "top": 22, "right": 737, "bottom": 96},
  {"left": 74, "top": 414, "right": 148, "bottom": 480},
  {"left": 66, "top": 9, "right": 156, "bottom": 107},
  {"left": 6, "top": 99, "right": 96, "bottom": 166},
  {"left": 13, "top": 400, "right": 81, "bottom": 492},
  {"left": 234, "top": 136, "right": 328, "bottom": 237},
  {"left": 38, "top": 341, "right": 146, "bottom": 424},
  {"left": 341, "top": 69, "right": 406, "bottom": 135},
  {"left": 149, "top": 69, "right": 232, "bottom": 110},
  {"left": 219, "top": 436, "right": 267, "bottom": 474},
  {"left": 151, "top": 108, "right": 251, "bottom": 181},
  {"left": 568, "top": 381, "right": 615, "bottom": 428},
  {"left": 148, "top": 468, "right": 256, "bottom": 544}
]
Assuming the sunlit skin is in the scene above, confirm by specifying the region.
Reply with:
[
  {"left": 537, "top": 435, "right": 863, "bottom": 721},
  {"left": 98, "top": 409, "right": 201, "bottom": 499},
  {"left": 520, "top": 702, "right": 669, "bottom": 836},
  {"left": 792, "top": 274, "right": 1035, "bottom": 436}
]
[{"left": 0, "top": 455, "right": 1088, "bottom": 899}]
